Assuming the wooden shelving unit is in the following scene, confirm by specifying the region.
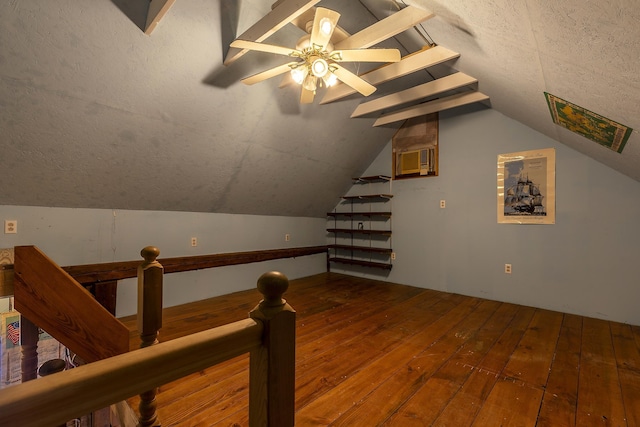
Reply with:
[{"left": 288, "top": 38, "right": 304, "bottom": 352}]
[{"left": 327, "top": 175, "right": 393, "bottom": 270}]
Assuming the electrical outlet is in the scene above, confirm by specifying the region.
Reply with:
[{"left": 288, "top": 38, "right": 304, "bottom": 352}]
[
  {"left": 4, "top": 220, "right": 17, "bottom": 234},
  {"left": 391, "top": 252, "right": 396, "bottom": 260},
  {"left": 285, "top": 233, "right": 291, "bottom": 242},
  {"left": 191, "top": 237, "right": 197, "bottom": 247},
  {"left": 505, "top": 264, "right": 512, "bottom": 274},
  {"left": 440, "top": 200, "right": 446, "bottom": 209}
]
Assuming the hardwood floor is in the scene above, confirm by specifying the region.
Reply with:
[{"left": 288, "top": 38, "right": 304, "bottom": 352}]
[{"left": 121, "top": 273, "right": 640, "bottom": 426}]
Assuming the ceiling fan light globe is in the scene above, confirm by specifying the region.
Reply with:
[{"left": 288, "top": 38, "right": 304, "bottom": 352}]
[
  {"left": 311, "top": 58, "right": 328, "bottom": 77},
  {"left": 324, "top": 72, "right": 338, "bottom": 87},
  {"left": 319, "top": 17, "right": 334, "bottom": 36},
  {"left": 303, "top": 74, "right": 317, "bottom": 91},
  {"left": 291, "top": 67, "right": 306, "bottom": 84}
]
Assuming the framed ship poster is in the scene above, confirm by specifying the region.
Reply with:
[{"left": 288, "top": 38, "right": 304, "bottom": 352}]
[{"left": 497, "top": 148, "right": 555, "bottom": 224}]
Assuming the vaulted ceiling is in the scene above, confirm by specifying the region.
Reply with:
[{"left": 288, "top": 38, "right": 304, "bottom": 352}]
[{"left": 1, "top": 0, "right": 638, "bottom": 218}]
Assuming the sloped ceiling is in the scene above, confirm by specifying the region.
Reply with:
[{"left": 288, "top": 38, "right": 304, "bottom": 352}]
[
  {"left": 1, "top": 0, "right": 638, "bottom": 218},
  {"left": 404, "top": 0, "right": 640, "bottom": 179}
]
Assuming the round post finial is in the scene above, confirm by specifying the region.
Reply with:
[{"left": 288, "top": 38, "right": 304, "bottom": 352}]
[
  {"left": 257, "top": 271, "right": 289, "bottom": 307},
  {"left": 140, "top": 246, "right": 160, "bottom": 263}
]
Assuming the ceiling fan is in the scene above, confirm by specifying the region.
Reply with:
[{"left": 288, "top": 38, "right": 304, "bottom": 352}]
[{"left": 230, "top": 7, "right": 401, "bottom": 104}]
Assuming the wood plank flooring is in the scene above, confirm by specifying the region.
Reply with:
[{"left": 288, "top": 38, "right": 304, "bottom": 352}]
[{"left": 121, "top": 273, "right": 640, "bottom": 426}]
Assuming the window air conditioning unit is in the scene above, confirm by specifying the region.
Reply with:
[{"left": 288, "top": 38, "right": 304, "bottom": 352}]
[{"left": 398, "top": 149, "right": 433, "bottom": 175}]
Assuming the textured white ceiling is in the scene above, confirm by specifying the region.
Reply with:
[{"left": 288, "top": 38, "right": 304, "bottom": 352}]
[
  {"left": 403, "top": 0, "right": 640, "bottom": 179},
  {"left": 1, "top": 0, "right": 638, "bottom": 218}
]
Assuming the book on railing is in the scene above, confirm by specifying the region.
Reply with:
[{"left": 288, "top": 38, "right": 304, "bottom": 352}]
[
  {"left": 1, "top": 311, "right": 67, "bottom": 389},
  {"left": 1, "top": 312, "right": 21, "bottom": 388}
]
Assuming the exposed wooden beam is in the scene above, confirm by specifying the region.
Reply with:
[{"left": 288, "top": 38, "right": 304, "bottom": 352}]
[
  {"left": 320, "top": 45, "right": 459, "bottom": 104},
  {"left": 373, "top": 91, "right": 490, "bottom": 126},
  {"left": 351, "top": 72, "right": 477, "bottom": 117},
  {"left": 334, "top": 6, "right": 434, "bottom": 50},
  {"left": 224, "top": 0, "right": 321, "bottom": 66},
  {"left": 144, "top": 0, "right": 177, "bottom": 35}
]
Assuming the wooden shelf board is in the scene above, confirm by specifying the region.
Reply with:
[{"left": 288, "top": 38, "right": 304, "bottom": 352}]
[
  {"left": 352, "top": 175, "right": 392, "bottom": 183},
  {"left": 328, "top": 245, "right": 392, "bottom": 254},
  {"left": 341, "top": 194, "right": 393, "bottom": 201},
  {"left": 327, "top": 211, "right": 392, "bottom": 218},
  {"left": 329, "top": 257, "right": 393, "bottom": 270},
  {"left": 327, "top": 228, "right": 392, "bottom": 236}
]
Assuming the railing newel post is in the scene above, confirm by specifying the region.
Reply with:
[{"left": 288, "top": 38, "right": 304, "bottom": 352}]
[
  {"left": 20, "top": 316, "right": 39, "bottom": 383},
  {"left": 249, "top": 271, "right": 296, "bottom": 427},
  {"left": 137, "top": 246, "right": 163, "bottom": 427}
]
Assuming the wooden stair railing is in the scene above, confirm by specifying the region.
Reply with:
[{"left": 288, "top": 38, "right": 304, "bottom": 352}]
[
  {"left": 0, "top": 245, "right": 328, "bottom": 315},
  {"left": 0, "top": 269, "right": 296, "bottom": 427},
  {"left": 66, "top": 245, "right": 327, "bottom": 315},
  {"left": 137, "top": 246, "right": 164, "bottom": 427},
  {"left": 13, "top": 246, "right": 130, "bottom": 364}
]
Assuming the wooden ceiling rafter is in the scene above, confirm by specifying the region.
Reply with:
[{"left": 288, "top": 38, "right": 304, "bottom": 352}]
[
  {"left": 144, "top": 0, "right": 177, "bottom": 35},
  {"left": 224, "top": 2, "right": 489, "bottom": 122},
  {"left": 320, "top": 45, "right": 460, "bottom": 104},
  {"left": 373, "top": 91, "right": 490, "bottom": 127},
  {"left": 223, "top": 0, "right": 322, "bottom": 66},
  {"left": 351, "top": 72, "right": 478, "bottom": 118},
  {"left": 333, "top": 6, "right": 434, "bottom": 51}
]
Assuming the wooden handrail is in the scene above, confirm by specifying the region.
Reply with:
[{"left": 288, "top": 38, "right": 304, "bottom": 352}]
[
  {"left": 0, "top": 270, "right": 296, "bottom": 427},
  {"left": 0, "top": 318, "right": 263, "bottom": 427},
  {"left": 1, "top": 245, "right": 328, "bottom": 316},
  {"left": 13, "top": 246, "right": 129, "bottom": 363},
  {"left": 63, "top": 245, "right": 328, "bottom": 284}
]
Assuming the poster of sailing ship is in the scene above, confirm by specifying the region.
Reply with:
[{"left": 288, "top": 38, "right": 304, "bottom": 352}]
[{"left": 497, "top": 148, "right": 555, "bottom": 224}]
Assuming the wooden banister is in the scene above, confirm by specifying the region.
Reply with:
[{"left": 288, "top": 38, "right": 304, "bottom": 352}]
[
  {"left": 137, "top": 246, "right": 164, "bottom": 427},
  {"left": 13, "top": 246, "right": 129, "bottom": 363},
  {"left": 63, "top": 245, "right": 328, "bottom": 284},
  {"left": 0, "top": 270, "right": 296, "bottom": 427},
  {"left": 0, "top": 318, "right": 263, "bottom": 427},
  {"left": 19, "top": 316, "right": 39, "bottom": 383},
  {"left": 250, "top": 271, "right": 296, "bottom": 426},
  {"left": 2, "top": 245, "right": 328, "bottom": 314}
]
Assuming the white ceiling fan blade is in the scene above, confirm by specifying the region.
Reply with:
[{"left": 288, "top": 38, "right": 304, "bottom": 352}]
[
  {"left": 335, "top": 5, "right": 434, "bottom": 50},
  {"left": 331, "top": 64, "right": 376, "bottom": 97},
  {"left": 291, "top": 8, "right": 350, "bottom": 44},
  {"left": 224, "top": 0, "right": 321, "bottom": 65},
  {"left": 321, "top": 45, "right": 459, "bottom": 104},
  {"left": 332, "top": 48, "right": 401, "bottom": 63},
  {"left": 309, "top": 8, "right": 340, "bottom": 49},
  {"left": 300, "top": 87, "right": 315, "bottom": 104},
  {"left": 241, "top": 62, "right": 300, "bottom": 85},
  {"left": 230, "top": 40, "right": 299, "bottom": 57}
]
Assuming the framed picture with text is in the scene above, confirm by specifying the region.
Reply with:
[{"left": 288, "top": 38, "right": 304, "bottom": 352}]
[{"left": 497, "top": 148, "right": 555, "bottom": 224}]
